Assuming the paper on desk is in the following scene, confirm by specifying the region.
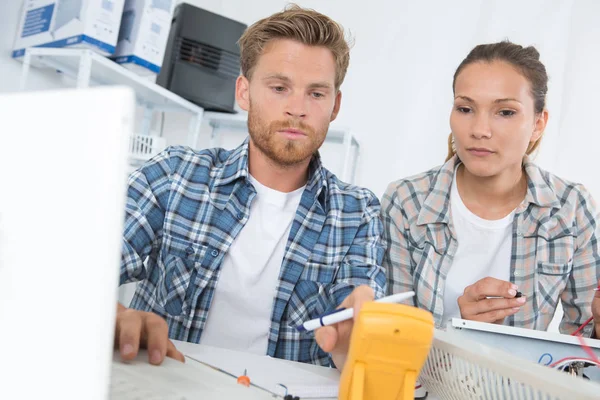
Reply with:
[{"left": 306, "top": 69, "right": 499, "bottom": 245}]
[
  {"left": 111, "top": 350, "right": 274, "bottom": 400},
  {"left": 173, "top": 341, "right": 340, "bottom": 399}
]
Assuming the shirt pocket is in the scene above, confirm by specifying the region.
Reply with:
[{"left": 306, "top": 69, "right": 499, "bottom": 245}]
[
  {"left": 535, "top": 219, "right": 576, "bottom": 265},
  {"left": 156, "top": 234, "right": 207, "bottom": 317},
  {"left": 281, "top": 278, "right": 331, "bottom": 364},
  {"left": 294, "top": 279, "right": 329, "bottom": 312},
  {"left": 533, "top": 221, "right": 575, "bottom": 316},
  {"left": 536, "top": 261, "right": 571, "bottom": 315},
  {"left": 287, "top": 267, "right": 334, "bottom": 329}
]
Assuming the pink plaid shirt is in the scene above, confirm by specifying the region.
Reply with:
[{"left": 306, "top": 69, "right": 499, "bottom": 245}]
[{"left": 382, "top": 156, "right": 599, "bottom": 335}]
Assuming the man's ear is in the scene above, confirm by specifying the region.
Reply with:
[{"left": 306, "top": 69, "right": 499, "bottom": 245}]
[
  {"left": 330, "top": 91, "right": 342, "bottom": 122},
  {"left": 236, "top": 75, "right": 250, "bottom": 111}
]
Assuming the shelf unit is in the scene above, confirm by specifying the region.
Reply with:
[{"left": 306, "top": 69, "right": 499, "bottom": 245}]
[{"left": 203, "top": 111, "right": 361, "bottom": 183}]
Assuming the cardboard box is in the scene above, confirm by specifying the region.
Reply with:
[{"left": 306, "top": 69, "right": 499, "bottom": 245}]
[
  {"left": 13, "top": 0, "right": 125, "bottom": 58},
  {"left": 112, "top": 0, "right": 175, "bottom": 77}
]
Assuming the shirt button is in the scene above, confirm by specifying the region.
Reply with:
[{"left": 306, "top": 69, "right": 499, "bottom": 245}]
[
  {"left": 211, "top": 249, "right": 219, "bottom": 257},
  {"left": 514, "top": 271, "right": 520, "bottom": 276},
  {"left": 237, "top": 212, "right": 244, "bottom": 220},
  {"left": 517, "top": 231, "right": 523, "bottom": 236},
  {"left": 185, "top": 246, "right": 194, "bottom": 255}
]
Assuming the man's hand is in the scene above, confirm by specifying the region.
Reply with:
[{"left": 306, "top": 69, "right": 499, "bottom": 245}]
[
  {"left": 457, "top": 277, "right": 526, "bottom": 324},
  {"left": 115, "top": 304, "right": 185, "bottom": 365},
  {"left": 314, "top": 285, "right": 374, "bottom": 370},
  {"left": 592, "top": 282, "right": 600, "bottom": 338}
]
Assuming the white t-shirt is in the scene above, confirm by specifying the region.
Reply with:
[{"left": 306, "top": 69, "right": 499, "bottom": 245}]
[
  {"left": 442, "top": 167, "right": 515, "bottom": 326},
  {"left": 200, "top": 175, "right": 305, "bottom": 354}
]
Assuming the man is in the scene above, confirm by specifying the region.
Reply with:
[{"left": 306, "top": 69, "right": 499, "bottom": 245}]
[{"left": 115, "top": 5, "right": 386, "bottom": 370}]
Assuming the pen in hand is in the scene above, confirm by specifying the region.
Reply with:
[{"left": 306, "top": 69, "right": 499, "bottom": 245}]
[{"left": 293, "top": 291, "right": 416, "bottom": 332}]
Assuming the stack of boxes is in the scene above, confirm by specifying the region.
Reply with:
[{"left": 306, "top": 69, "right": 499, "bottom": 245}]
[{"left": 12, "top": 0, "right": 175, "bottom": 78}]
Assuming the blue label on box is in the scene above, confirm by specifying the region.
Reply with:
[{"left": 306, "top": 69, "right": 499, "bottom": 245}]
[
  {"left": 113, "top": 55, "right": 160, "bottom": 73},
  {"left": 12, "top": 48, "right": 26, "bottom": 58},
  {"left": 21, "top": 4, "right": 55, "bottom": 38}
]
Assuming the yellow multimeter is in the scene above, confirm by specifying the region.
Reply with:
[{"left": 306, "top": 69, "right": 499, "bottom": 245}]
[{"left": 338, "top": 302, "right": 435, "bottom": 400}]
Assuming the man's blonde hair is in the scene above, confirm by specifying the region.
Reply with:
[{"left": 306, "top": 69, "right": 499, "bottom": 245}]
[{"left": 238, "top": 4, "right": 350, "bottom": 90}]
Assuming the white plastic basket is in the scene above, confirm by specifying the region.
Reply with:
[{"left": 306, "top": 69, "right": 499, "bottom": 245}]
[
  {"left": 420, "top": 329, "right": 600, "bottom": 400},
  {"left": 128, "top": 134, "right": 166, "bottom": 164}
]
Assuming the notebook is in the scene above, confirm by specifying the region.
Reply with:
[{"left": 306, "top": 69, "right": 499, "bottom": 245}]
[{"left": 111, "top": 350, "right": 275, "bottom": 399}]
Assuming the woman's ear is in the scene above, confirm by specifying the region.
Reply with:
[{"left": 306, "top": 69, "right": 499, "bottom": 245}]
[{"left": 531, "top": 109, "right": 549, "bottom": 142}]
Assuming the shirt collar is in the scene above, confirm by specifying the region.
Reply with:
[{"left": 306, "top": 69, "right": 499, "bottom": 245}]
[{"left": 416, "top": 155, "right": 561, "bottom": 226}]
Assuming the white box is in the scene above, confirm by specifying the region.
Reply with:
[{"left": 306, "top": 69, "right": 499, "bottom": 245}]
[
  {"left": 12, "top": 0, "right": 125, "bottom": 58},
  {"left": 112, "top": 0, "right": 175, "bottom": 77}
]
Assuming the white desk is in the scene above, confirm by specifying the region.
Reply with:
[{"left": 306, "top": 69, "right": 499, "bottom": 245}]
[{"left": 110, "top": 343, "right": 339, "bottom": 400}]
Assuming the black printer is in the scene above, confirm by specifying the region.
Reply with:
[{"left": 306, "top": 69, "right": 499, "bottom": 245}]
[{"left": 157, "top": 3, "right": 247, "bottom": 113}]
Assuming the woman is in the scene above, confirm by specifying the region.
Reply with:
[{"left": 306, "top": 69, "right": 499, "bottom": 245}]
[{"left": 382, "top": 41, "right": 600, "bottom": 336}]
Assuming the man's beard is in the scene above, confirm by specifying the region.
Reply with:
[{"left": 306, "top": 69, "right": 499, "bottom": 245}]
[{"left": 247, "top": 102, "right": 327, "bottom": 167}]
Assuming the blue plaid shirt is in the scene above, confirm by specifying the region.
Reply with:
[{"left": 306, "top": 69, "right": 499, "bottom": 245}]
[{"left": 120, "top": 138, "right": 386, "bottom": 366}]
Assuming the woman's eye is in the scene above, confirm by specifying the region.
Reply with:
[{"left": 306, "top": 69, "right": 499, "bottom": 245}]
[{"left": 499, "top": 110, "right": 516, "bottom": 117}]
